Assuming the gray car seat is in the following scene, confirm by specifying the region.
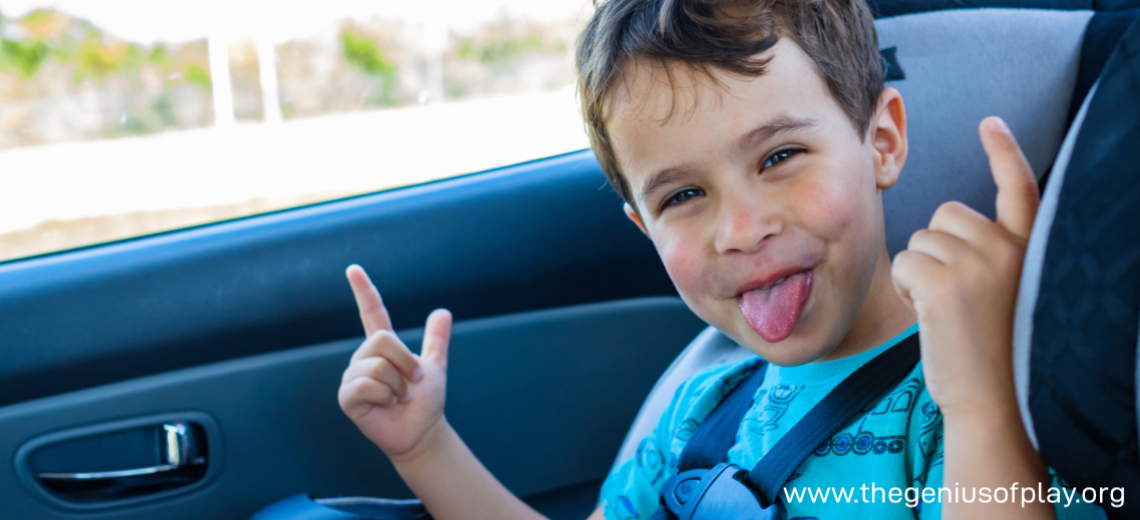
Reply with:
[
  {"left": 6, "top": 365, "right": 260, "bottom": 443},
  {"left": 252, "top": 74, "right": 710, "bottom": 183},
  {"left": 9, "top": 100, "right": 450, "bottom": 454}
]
[{"left": 613, "top": 8, "right": 1140, "bottom": 517}]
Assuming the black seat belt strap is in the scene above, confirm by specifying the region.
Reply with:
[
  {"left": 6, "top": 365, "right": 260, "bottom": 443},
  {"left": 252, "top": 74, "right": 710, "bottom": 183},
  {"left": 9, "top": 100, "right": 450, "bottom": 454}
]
[
  {"left": 677, "top": 361, "right": 768, "bottom": 472},
  {"left": 746, "top": 331, "right": 921, "bottom": 506}
]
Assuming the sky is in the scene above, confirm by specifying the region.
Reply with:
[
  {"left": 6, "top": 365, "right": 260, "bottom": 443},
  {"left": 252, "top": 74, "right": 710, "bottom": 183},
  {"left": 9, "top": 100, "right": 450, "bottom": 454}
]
[{"left": 0, "top": 0, "right": 594, "bottom": 43}]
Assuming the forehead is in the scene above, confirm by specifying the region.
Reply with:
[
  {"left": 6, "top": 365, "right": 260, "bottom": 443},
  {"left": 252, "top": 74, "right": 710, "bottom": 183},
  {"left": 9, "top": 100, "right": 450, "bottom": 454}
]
[{"left": 605, "top": 39, "right": 841, "bottom": 193}]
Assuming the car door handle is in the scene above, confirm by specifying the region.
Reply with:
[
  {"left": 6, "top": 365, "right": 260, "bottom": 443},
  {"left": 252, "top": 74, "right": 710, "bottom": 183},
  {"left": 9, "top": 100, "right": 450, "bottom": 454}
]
[{"left": 36, "top": 422, "right": 205, "bottom": 482}]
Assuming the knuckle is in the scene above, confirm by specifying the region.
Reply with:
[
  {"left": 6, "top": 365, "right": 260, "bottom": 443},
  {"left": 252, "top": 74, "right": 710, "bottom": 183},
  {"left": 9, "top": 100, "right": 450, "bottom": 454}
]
[
  {"left": 340, "top": 378, "right": 366, "bottom": 401},
  {"left": 892, "top": 250, "right": 917, "bottom": 272},
  {"left": 377, "top": 330, "right": 405, "bottom": 350},
  {"left": 352, "top": 338, "right": 373, "bottom": 356},
  {"left": 371, "top": 329, "right": 395, "bottom": 343},
  {"left": 936, "top": 201, "right": 968, "bottom": 219},
  {"left": 371, "top": 357, "right": 393, "bottom": 376},
  {"left": 906, "top": 229, "right": 928, "bottom": 250},
  {"left": 890, "top": 252, "right": 910, "bottom": 276}
]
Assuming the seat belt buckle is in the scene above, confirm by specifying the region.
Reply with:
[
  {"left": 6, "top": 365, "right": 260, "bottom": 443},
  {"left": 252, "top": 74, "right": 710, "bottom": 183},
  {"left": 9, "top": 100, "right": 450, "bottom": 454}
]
[{"left": 660, "top": 463, "right": 786, "bottom": 520}]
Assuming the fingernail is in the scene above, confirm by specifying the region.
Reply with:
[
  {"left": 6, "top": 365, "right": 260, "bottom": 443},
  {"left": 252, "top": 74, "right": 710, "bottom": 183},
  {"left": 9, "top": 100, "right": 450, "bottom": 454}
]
[
  {"left": 400, "top": 388, "right": 412, "bottom": 403},
  {"left": 389, "top": 395, "right": 398, "bottom": 406},
  {"left": 412, "top": 366, "right": 424, "bottom": 382},
  {"left": 988, "top": 117, "right": 1009, "bottom": 133}
]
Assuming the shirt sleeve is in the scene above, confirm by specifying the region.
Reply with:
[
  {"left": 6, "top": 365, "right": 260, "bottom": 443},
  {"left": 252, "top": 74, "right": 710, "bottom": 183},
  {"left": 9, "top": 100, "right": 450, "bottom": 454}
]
[
  {"left": 596, "top": 359, "right": 760, "bottom": 520},
  {"left": 910, "top": 393, "right": 1107, "bottom": 519},
  {"left": 597, "top": 435, "right": 668, "bottom": 520}
]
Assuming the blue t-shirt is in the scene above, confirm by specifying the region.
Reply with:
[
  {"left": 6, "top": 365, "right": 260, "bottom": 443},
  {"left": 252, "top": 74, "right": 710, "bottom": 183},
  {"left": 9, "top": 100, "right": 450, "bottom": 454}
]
[{"left": 598, "top": 325, "right": 1106, "bottom": 519}]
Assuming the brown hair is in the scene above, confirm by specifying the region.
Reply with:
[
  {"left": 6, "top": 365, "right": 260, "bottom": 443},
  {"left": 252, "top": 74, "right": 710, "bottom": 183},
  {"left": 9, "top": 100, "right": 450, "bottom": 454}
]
[{"left": 575, "top": 0, "right": 884, "bottom": 203}]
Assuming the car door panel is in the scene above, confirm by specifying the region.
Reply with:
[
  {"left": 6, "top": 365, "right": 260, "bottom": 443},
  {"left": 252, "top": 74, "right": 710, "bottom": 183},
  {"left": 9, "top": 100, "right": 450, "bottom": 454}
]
[{"left": 0, "top": 296, "right": 707, "bottom": 519}]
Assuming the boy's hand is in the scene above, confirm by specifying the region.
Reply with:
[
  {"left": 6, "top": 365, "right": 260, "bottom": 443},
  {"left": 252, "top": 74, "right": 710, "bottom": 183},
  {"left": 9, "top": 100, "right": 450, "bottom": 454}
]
[
  {"left": 892, "top": 116, "right": 1040, "bottom": 418},
  {"left": 338, "top": 264, "right": 452, "bottom": 462}
]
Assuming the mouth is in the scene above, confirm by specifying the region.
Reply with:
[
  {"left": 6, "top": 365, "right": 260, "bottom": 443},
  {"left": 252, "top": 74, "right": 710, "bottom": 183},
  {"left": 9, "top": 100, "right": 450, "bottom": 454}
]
[
  {"left": 734, "top": 265, "right": 812, "bottom": 296},
  {"left": 736, "top": 268, "right": 814, "bottom": 343}
]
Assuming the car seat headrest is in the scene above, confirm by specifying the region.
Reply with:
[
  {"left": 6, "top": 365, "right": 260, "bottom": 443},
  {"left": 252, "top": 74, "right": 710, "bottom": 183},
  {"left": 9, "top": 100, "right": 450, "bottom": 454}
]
[
  {"left": 877, "top": 8, "right": 1092, "bottom": 255},
  {"left": 1013, "top": 13, "right": 1140, "bottom": 516}
]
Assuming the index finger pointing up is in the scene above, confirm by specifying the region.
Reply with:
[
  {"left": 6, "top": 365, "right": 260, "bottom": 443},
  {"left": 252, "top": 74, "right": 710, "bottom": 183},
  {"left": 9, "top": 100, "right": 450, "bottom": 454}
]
[
  {"left": 346, "top": 264, "right": 393, "bottom": 336},
  {"left": 980, "top": 116, "right": 1040, "bottom": 240}
]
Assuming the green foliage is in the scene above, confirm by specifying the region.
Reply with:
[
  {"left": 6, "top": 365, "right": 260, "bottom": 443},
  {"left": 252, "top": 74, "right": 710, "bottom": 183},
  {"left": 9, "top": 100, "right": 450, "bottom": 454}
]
[
  {"left": 121, "top": 44, "right": 142, "bottom": 71},
  {"left": 76, "top": 39, "right": 122, "bottom": 77},
  {"left": 0, "top": 9, "right": 217, "bottom": 145},
  {"left": 149, "top": 44, "right": 168, "bottom": 64},
  {"left": 50, "top": 35, "right": 76, "bottom": 62},
  {"left": 0, "top": 38, "right": 50, "bottom": 78},
  {"left": 340, "top": 30, "right": 399, "bottom": 106},
  {"left": 184, "top": 64, "right": 211, "bottom": 92},
  {"left": 456, "top": 34, "right": 550, "bottom": 68},
  {"left": 21, "top": 10, "right": 53, "bottom": 28},
  {"left": 341, "top": 31, "right": 394, "bottom": 77}
]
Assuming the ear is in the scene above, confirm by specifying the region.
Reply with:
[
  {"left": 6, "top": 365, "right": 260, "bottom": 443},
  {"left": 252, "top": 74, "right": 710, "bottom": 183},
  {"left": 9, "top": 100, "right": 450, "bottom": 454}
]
[
  {"left": 624, "top": 203, "right": 649, "bottom": 237},
  {"left": 870, "top": 87, "right": 907, "bottom": 190}
]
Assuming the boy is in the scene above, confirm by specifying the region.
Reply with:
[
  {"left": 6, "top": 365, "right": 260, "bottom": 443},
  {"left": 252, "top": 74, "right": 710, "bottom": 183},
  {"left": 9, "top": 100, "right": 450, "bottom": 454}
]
[{"left": 337, "top": 0, "right": 1105, "bottom": 518}]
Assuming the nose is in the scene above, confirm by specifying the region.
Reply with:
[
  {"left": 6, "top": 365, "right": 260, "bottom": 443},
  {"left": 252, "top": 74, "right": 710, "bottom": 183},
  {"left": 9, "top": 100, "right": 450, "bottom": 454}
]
[{"left": 713, "top": 190, "right": 783, "bottom": 255}]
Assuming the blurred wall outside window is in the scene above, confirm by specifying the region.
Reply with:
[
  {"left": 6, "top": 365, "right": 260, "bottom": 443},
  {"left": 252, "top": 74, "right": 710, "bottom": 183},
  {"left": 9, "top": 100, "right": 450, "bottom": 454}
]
[{"left": 0, "top": 0, "right": 593, "bottom": 262}]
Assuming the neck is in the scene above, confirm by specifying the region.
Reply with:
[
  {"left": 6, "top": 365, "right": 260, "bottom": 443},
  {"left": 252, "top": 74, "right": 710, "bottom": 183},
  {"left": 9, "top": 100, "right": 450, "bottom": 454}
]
[{"left": 818, "top": 241, "right": 917, "bottom": 362}]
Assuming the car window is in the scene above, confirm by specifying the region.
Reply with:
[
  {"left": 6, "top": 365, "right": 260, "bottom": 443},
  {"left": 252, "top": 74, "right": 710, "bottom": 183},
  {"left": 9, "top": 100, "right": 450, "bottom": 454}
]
[{"left": 0, "top": 0, "right": 593, "bottom": 262}]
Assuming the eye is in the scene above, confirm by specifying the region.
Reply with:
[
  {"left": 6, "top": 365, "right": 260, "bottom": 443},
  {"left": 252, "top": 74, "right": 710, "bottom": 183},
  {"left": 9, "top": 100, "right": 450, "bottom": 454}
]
[
  {"left": 761, "top": 148, "right": 804, "bottom": 170},
  {"left": 661, "top": 187, "right": 705, "bottom": 210}
]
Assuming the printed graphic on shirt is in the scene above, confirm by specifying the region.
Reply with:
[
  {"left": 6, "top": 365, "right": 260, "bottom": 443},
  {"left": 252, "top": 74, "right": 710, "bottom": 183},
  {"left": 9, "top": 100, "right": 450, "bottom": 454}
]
[
  {"left": 745, "top": 384, "right": 802, "bottom": 437},
  {"left": 813, "top": 378, "right": 922, "bottom": 458},
  {"left": 636, "top": 437, "right": 665, "bottom": 485},
  {"left": 913, "top": 400, "right": 944, "bottom": 487}
]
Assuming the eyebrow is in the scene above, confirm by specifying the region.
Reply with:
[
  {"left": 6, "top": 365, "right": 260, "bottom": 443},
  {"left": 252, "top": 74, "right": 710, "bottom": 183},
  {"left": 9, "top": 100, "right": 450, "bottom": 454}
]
[
  {"left": 637, "top": 116, "right": 818, "bottom": 205},
  {"left": 639, "top": 167, "right": 693, "bottom": 206},
  {"left": 733, "top": 116, "right": 818, "bottom": 156}
]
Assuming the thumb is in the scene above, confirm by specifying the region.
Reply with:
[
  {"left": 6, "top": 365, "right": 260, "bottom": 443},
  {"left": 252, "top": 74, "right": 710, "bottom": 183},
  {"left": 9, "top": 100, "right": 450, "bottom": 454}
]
[
  {"left": 422, "top": 309, "right": 452, "bottom": 371},
  {"left": 980, "top": 116, "right": 1039, "bottom": 240}
]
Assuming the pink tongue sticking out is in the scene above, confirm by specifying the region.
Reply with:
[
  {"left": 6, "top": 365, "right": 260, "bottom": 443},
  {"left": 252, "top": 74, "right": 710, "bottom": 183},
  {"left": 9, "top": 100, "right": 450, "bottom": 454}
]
[{"left": 739, "top": 271, "right": 811, "bottom": 343}]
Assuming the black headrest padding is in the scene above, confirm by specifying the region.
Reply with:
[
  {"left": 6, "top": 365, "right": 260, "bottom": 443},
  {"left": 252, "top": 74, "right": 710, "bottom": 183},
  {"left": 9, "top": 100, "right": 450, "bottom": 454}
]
[
  {"left": 1029, "top": 15, "right": 1140, "bottom": 518},
  {"left": 1038, "top": 8, "right": 1140, "bottom": 192},
  {"left": 867, "top": 0, "right": 1140, "bottom": 19},
  {"left": 1068, "top": 9, "right": 1140, "bottom": 126}
]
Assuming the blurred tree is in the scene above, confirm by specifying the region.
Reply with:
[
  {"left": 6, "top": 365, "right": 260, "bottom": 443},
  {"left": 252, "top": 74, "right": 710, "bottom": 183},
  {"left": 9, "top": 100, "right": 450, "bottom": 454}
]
[
  {"left": 456, "top": 34, "right": 555, "bottom": 70},
  {"left": 341, "top": 30, "right": 398, "bottom": 106},
  {"left": 0, "top": 39, "right": 50, "bottom": 78},
  {"left": 185, "top": 64, "right": 211, "bottom": 92}
]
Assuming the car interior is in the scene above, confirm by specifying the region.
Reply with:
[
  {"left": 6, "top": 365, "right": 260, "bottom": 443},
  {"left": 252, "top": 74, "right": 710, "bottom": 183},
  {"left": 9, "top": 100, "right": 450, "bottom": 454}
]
[{"left": 0, "top": 0, "right": 1137, "bottom": 519}]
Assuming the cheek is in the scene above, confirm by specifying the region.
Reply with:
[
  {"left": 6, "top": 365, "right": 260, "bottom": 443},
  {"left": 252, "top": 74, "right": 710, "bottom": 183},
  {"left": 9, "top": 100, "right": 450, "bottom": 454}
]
[
  {"left": 654, "top": 229, "right": 714, "bottom": 303},
  {"left": 657, "top": 233, "right": 702, "bottom": 286},
  {"left": 795, "top": 154, "right": 882, "bottom": 241},
  {"left": 797, "top": 177, "right": 862, "bottom": 239},
  {"left": 795, "top": 163, "right": 883, "bottom": 296}
]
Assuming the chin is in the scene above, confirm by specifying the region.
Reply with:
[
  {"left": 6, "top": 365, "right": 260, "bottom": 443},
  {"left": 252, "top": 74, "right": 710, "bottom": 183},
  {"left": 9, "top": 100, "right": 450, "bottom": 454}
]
[{"left": 729, "top": 321, "right": 832, "bottom": 367}]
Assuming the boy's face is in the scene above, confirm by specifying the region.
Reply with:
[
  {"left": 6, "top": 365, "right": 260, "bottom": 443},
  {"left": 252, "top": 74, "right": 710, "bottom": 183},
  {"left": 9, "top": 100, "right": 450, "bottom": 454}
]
[{"left": 607, "top": 40, "right": 908, "bottom": 366}]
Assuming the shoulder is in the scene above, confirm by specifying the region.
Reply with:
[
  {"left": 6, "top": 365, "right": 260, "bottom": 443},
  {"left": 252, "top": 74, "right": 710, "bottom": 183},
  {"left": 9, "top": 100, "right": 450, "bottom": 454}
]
[
  {"left": 657, "top": 357, "right": 765, "bottom": 443},
  {"left": 597, "top": 357, "right": 763, "bottom": 520}
]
